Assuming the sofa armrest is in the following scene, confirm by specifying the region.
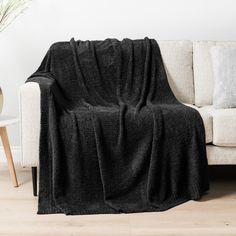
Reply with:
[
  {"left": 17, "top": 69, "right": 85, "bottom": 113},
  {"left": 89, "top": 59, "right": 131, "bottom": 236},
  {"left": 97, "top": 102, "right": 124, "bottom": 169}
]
[{"left": 20, "top": 82, "right": 40, "bottom": 167}]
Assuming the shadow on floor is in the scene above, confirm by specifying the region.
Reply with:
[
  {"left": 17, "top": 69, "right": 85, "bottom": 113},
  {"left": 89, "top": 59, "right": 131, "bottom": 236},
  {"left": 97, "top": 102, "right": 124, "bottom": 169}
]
[{"left": 200, "top": 165, "right": 236, "bottom": 202}]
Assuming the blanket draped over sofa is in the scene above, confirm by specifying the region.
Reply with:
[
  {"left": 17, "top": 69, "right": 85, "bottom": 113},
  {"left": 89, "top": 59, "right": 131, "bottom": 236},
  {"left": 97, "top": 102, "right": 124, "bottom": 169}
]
[{"left": 27, "top": 38, "right": 209, "bottom": 214}]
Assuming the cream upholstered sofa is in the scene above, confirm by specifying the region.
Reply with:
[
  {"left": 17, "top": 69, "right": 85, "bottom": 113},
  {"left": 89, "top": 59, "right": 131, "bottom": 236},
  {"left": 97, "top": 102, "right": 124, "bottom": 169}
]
[{"left": 19, "top": 40, "right": 236, "bottom": 193}]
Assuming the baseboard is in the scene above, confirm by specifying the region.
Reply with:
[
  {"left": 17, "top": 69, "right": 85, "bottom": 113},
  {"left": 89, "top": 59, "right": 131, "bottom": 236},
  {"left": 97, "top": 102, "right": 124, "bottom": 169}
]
[{"left": 0, "top": 146, "right": 21, "bottom": 164}]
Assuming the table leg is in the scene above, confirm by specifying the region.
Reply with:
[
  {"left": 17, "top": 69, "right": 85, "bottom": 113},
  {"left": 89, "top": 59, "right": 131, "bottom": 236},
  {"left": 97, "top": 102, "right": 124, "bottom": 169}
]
[{"left": 0, "top": 127, "right": 18, "bottom": 187}]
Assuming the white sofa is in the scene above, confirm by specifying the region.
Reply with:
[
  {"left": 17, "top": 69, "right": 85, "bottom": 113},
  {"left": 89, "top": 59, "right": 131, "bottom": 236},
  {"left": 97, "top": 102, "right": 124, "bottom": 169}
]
[{"left": 20, "top": 41, "right": 236, "bottom": 170}]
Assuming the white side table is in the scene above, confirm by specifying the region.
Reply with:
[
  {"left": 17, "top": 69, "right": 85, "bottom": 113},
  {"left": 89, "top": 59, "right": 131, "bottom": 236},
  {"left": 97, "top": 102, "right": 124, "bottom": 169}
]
[{"left": 0, "top": 115, "right": 19, "bottom": 187}]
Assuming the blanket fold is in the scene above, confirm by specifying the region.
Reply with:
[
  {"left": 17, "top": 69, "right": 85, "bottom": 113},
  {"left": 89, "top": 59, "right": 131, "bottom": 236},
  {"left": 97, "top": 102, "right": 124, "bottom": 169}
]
[{"left": 27, "top": 37, "right": 209, "bottom": 215}]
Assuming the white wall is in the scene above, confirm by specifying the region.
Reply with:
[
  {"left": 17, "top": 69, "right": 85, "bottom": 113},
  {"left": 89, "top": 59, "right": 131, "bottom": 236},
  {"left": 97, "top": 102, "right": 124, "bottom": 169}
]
[{"left": 1, "top": 0, "right": 236, "bottom": 151}]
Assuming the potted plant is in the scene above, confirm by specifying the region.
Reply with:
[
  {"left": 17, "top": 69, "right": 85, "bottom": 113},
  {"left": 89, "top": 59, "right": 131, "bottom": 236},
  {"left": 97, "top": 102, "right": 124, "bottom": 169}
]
[{"left": 0, "top": 0, "right": 31, "bottom": 113}]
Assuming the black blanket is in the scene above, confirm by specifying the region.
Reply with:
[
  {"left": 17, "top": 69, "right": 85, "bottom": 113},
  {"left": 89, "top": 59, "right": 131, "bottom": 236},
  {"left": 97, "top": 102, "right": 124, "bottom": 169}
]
[{"left": 27, "top": 38, "right": 209, "bottom": 215}]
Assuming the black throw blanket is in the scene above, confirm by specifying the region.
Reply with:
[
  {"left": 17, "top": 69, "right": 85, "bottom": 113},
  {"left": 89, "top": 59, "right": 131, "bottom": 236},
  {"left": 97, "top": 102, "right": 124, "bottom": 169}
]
[{"left": 27, "top": 38, "right": 209, "bottom": 215}]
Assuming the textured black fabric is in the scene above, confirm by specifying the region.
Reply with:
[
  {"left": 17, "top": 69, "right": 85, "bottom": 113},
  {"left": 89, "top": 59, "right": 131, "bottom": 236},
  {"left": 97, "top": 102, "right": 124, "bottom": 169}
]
[{"left": 27, "top": 38, "right": 209, "bottom": 215}]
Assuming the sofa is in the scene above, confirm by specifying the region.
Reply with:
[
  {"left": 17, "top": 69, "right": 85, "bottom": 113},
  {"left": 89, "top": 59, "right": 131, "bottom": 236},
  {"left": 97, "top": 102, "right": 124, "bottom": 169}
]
[{"left": 19, "top": 40, "right": 236, "bottom": 193}]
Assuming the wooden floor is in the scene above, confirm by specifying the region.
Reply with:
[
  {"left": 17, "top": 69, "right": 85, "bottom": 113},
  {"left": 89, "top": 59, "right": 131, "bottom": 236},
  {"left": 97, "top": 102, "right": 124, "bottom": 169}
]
[{"left": 0, "top": 163, "right": 236, "bottom": 236}]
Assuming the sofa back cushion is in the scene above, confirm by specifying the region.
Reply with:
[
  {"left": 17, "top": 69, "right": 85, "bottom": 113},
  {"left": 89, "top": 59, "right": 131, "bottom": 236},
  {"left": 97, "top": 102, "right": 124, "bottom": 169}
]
[
  {"left": 158, "top": 41, "right": 194, "bottom": 104},
  {"left": 193, "top": 41, "right": 236, "bottom": 106}
]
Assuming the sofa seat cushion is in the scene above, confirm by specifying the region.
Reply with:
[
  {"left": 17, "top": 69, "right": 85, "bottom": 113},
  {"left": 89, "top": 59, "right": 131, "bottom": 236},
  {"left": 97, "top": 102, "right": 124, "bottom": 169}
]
[
  {"left": 206, "top": 145, "right": 236, "bottom": 165},
  {"left": 185, "top": 104, "right": 213, "bottom": 144},
  {"left": 212, "top": 108, "right": 236, "bottom": 146}
]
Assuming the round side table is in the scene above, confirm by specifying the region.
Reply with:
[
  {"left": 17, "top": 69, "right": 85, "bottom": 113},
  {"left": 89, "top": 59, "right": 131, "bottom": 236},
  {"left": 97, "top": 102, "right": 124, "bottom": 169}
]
[{"left": 0, "top": 115, "right": 19, "bottom": 187}]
